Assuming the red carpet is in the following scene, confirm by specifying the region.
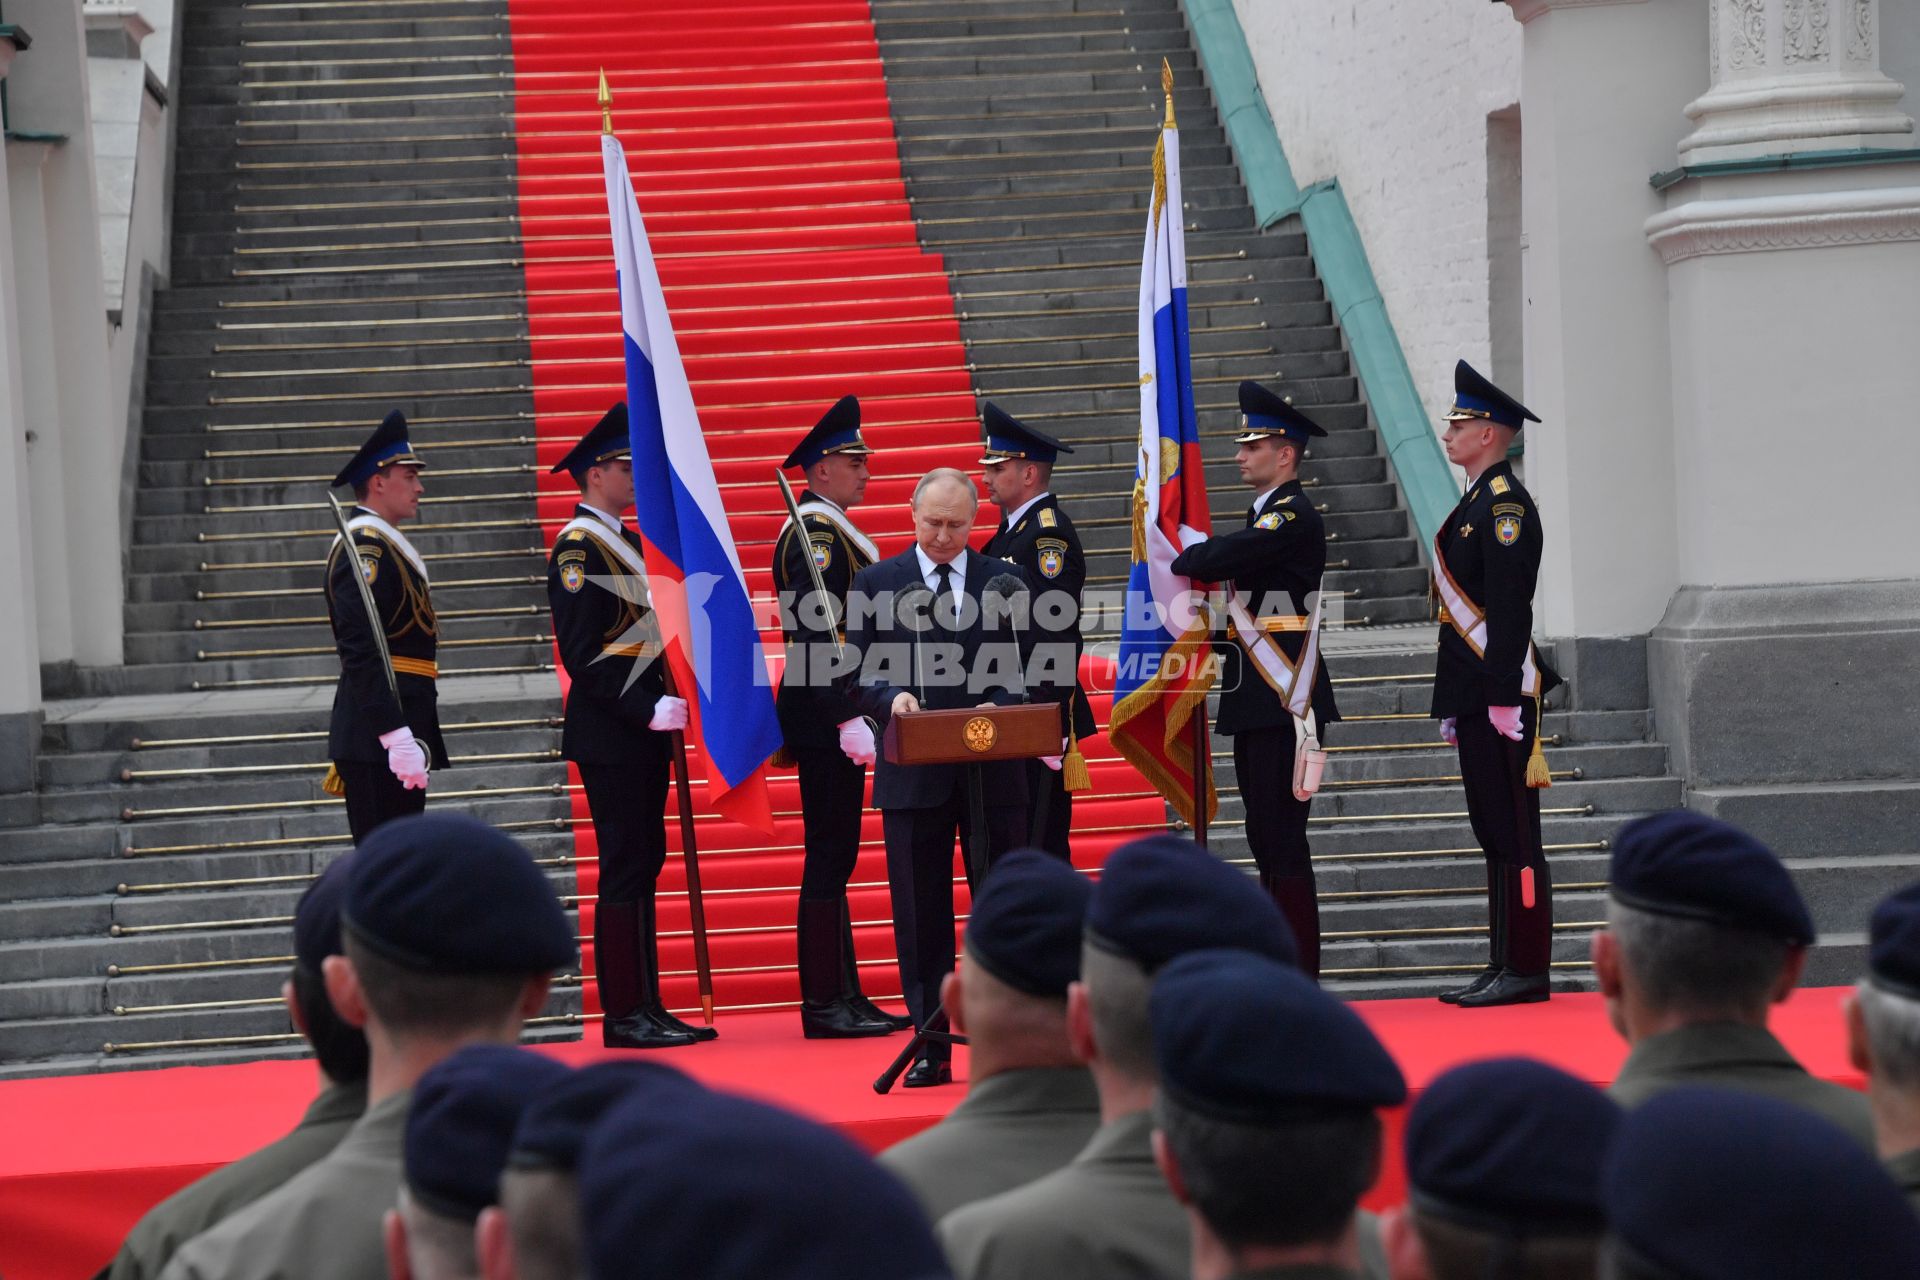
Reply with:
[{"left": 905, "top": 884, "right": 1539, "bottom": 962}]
[
  {"left": 502, "top": 0, "right": 1170, "bottom": 1020},
  {"left": 0, "top": 990, "right": 1866, "bottom": 1280}
]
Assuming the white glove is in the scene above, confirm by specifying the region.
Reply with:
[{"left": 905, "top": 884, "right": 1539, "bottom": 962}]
[
  {"left": 378, "top": 728, "right": 430, "bottom": 791},
  {"left": 1439, "top": 717, "right": 1457, "bottom": 747},
  {"left": 649, "top": 696, "right": 689, "bottom": 733},
  {"left": 1041, "top": 755, "right": 1063, "bottom": 771},
  {"left": 1488, "top": 705, "right": 1526, "bottom": 742},
  {"left": 837, "top": 717, "right": 876, "bottom": 767}
]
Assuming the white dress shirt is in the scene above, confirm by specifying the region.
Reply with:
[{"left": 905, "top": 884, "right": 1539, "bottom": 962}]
[{"left": 913, "top": 545, "right": 969, "bottom": 614}]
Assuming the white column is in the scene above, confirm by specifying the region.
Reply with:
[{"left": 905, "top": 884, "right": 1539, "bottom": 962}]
[
  {"left": 1682, "top": 0, "right": 1914, "bottom": 163},
  {"left": 0, "top": 32, "right": 42, "bottom": 791}
]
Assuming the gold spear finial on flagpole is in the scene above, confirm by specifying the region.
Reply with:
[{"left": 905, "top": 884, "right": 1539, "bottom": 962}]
[
  {"left": 1161, "top": 57, "right": 1176, "bottom": 129},
  {"left": 599, "top": 68, "right": 613, "bottom": 135}
]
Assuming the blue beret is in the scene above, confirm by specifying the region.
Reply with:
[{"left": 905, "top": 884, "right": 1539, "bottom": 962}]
[
  {"left": 965, "top": 850, "right": 1092, "bottom": 998},
  {"left": 548, "top": 402, "right": 630, "bottom": 480},
  {"left": 581, "top": 1088, "right": 951, "bottom": 1280},
  {"left": 1235, "top": 380, "right": 1327, "bottom": 445},
  {"left": 1406, "top": 1057, "right": 1619, "bottom": 1233},
  {"left": 1609, "top": 810, "right": 1814, "bottom": 945},
  {"left": 333, "top": 410, "right": 426, "bottom": 489},
  {"left": 510, "top": 1061, "right": 703, "bottom": 1173},
  {"left": 979, "top": 402, "right": 1072, "bottom": 466},
  {"left": 1445, "top": 360, "right": 1539, "bottom": 430},
  {"left": 782, "top": 396, "right": 872, "bottom": 472},
  {"left": 293, "top": 853, "right": 355, "bottom": 974},
  {"left": 1605, "top": 1087, "right": 1920, "bottom": 1279},
  {"left": 1086, "top": 834, "right": 1296, "bottom": 971},
  {"left": 343, "top": 814, "right": 576, "bottom": 973},
  {"left": 1151, "top": 949, "right": 1404, "bottom": 1119},
  {"left": 405, "top": 1045, "right": 573, "bottom": 1222},
  {"left": 1871, "top": 882, "right": 1920, "bottom": 1000}
]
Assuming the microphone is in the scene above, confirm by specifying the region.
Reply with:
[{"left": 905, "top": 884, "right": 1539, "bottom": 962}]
[
  {"left": 983, "top": 572, "right": 1031, "bottom": 703},
  {"left": 894, "top": 582, "right": 936, "bottom": 706}
]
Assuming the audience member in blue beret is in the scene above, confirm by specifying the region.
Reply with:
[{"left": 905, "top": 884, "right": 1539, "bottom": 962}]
[
  {"left": 1593, "top": 809, "right": 1872, "bottom": 1146},
  {"left": 158, "top": 816, "right": 574, "bottom": 1280},
  {"left": 1382, "top": 1057, "right": 1619, "bottom": 1280},
  {"left": 1602, "top": 1087, "right": 1920, "bottom": 1279},
  {"left": 104, "top": 855, "right": 371, "bottom": 1280},
  {"left": 1150, "top": 949, "right": 1404, "bottom": 1280},
  {"left": 1846, "top": 880, "right": 1920, "bottom": 1211},
  {"left": 940, "top": 834, "right": 1296, "bottom": 1280},
  {"left": 385, "top": 1045, "right": 570, "bottom": 1280},
  {"left": 479, "top": 1062, "right": 704, "bottom": 1280},
  {"left": 881, "top": 851, "right": 1100, "bottom": 1221},
  {"left": 579, "top": 1084, "right": 950, "bottom": 1280}
]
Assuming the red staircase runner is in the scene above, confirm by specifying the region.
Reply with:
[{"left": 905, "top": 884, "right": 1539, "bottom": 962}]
[{"left": 504, "top": 0, "right": 1168, "bottom": 1019}]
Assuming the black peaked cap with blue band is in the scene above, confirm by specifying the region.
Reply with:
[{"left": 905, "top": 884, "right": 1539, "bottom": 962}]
[
  {"left": 1868, "top": 882, "right": 1920, "bottom": 1001},
  {"left": 581, "top": 1086, "right": 952, "bottom": 1280},
  {"left": 509, "top": 1060, "right": 704, "bottom": 1173},
  {"left": 782, "top": 395, "right": 872, "bottom": 472},
  {"left": 1605, "top": 1087, "right": 1920, "bottom": 1279},
  {"left": 1151, "top": 949, "right": 1405, "bottom": 1121},
  {"left": 1406, "top": 1057, "right": 1620, "bottom": 1234},
  {"left": 549, "top": 402, "right": 631, "bottom": 480},
  {"left": 293, "top": 853, "right": 356, "bottom": 975},
  {"left": 1444, "top": 360, "right": 1539, "bottom": 430},
  {"left": 1608, "top": 809, "right": 1814, "bottom": 946},
  {"left": 1234, "top": 380, "right": 1327, "bottom": 446},
  {"left": 404, "top": 1045, "right": 573, "bottom": 1222},
  {"left": 342, "top": 813, "right": 576, "bottom": 974},
  {"left": 333, "top": 410, "right": 427, "bottom": 489},
  {"left": 964, "top": 849, "right": 1092, "bottom": 998},
  {"left": 979, "top": 401, "right": 1073, "bottom": 466},
  {"left": 1086, "top": 834, "right": 1297, "bottom": 971}
]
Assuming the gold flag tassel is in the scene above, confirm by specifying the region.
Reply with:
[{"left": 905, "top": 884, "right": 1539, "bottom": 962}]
[
  {"left": 1524, "top": 693, "right": 1552, "bottom": 789},
  {"left": 321, "top": 763, "right": 346, "bottom": 797},
  {"left": 1061, "top": 689, "right": 1092, "bottom": 793}
]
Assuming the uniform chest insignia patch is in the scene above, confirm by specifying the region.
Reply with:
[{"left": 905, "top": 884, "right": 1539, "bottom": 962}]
[
  {"left": 1256, "top": 511, "right": 1282, "bottom": 530},
  {"left": 1038, "top": 547, "right": 1064, "bottom": 579},
  {"left": 359, "top": 555, "right": 379, "bottom": 586},
  {"left": 1494, "top": 515, "right": 1522, "bottom": 546},
  {"left": 1038, "top": 508, "right": 1058, "bottom": 529},
  {"left": 808, "top": 533, "right": 834, "bottom": 571},
  {"left": 560, "top": 562, "right": 585, "bottom": 593},
  {"left": 1490, "top": 475, "right": 1511, "bottom": 495}
]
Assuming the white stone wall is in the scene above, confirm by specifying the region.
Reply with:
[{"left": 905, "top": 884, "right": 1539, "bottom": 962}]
[{"left": 1229, "top": 1, "right": 1522, "bottom": 424}]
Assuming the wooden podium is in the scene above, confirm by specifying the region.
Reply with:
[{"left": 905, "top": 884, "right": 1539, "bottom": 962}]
[{"left": 883, "top": 703, "right": 1060, "bottom": 766}]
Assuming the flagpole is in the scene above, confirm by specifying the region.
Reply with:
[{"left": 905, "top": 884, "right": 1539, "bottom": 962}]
[
  {"left": 1189, "top": 703, "right": 1210, "bottom": 849},
  {"left": 600, "top": 70, "right": 716, "bottom": 1025}
]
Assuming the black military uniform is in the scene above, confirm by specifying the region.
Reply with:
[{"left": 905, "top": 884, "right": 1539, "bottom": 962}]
[
  {"left": 547, "top": 404, "right": 712, "bottom": 1050},
  {"left": 325, "top": 412, "right": 449, "bottom": 842},
  {"left": 978, "top": 403, "right": 1095, "bottom": 862},
  {"left": 1169, "top": 382, "right": 1338, "bottom": 978},
  {"left": 1429, "top": 362, "right": 1561, "bottom": 1009},
  {"left": 772, "top": 396, "right": 900, "bottom": 1039}
]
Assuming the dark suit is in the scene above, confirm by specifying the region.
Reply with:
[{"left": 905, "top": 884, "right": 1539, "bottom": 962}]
[
  {"left": 324, "top": 512, "right": 449, "bottom": 841},
  {"left": 846, "top": 548, "right": 1031, "bottom": 1043},
  {"left": 981, "top": 493, "right": 1094, "bottom": 861},
  {"left": 1170, "top": 480, "right": 1338, "bottom": 975},
  {"left": 1429, "top": 460, "right": 1562, "bottom": 977}
]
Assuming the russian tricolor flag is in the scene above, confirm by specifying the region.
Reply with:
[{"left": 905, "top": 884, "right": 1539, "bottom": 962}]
[
  {"left": 602, "top": 130, "right": 782, "bottom": 833},
  {"left": 1108, "top": 78, "right": 1218, "bottom": 829}
]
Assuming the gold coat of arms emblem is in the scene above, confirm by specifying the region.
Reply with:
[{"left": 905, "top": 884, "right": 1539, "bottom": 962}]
[{"left": 963, "top": 715, "right": 997, "bottom": 753}]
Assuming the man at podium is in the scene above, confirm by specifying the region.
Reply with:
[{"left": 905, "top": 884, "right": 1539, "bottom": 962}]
[{"left": 844, "top": 467, "right": 1035, "bottom": 1087}]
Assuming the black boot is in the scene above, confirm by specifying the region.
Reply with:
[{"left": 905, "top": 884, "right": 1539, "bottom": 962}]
[
  {"left": 637, "top": 893, "right": 716, "bottom": 1042},
  {"left": 1456, "top": 969, "right": 1550, "bottom": 1008},
  {"left": 1263, "top": 872, "right": 1322, "bottom": 982},
  {"left": 596, "top": 901, "right": 696, "bottom": 1050},
  {"left": 798, "top": 897, "right": 894, "bottom": 1039},
  {"left": 1442, "top": 866, "right": 1507, "bottom": 1005},
  {"left": 1438, "top": 968, "right": 1502, "bottom": 1004},
  {"left": 839, "top": 898, "right": 910, "bottom": 1031}
]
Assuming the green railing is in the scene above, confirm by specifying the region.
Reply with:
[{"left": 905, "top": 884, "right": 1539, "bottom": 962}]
[{"left": 1183, "top": 0, "right": 1458, "bottom": 548}]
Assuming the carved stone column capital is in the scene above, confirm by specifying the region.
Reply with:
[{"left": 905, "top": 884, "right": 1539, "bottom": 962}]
[{"left": 1503, "top": 0, "right": 1645, "bottom": 26}]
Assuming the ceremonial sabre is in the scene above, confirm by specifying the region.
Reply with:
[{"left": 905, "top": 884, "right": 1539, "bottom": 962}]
[
  {"left": 775, "top": 471, "right": 845, "bottom": 660},
  {"left": 326, "top": 493, "right": 398, "bottom": 699}
]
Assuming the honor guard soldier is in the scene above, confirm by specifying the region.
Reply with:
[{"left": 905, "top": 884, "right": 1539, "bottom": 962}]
[
  {"left": 546, "top": 404, "right": 712, "bottom": 1050},
  {"left": 1430, "top": 361, "right": 1562, "bottom": 1009},
  {"left": 772, "top": 395, "right": 904, "bottom": 1040},
  {"left": 1169, "top": 381, "right": 1339, "bottom": 979},
  {"left": 325, "top": 412, "right": 449, "bottom": 842},
  {"left": 979, "top": 402, "right": 1094, "bottom": 861}
]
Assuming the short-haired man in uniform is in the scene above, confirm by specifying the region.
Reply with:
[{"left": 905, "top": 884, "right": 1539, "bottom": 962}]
[
  {"left": 772, "top": 396, "right": 902, "bottom": 1039},
  {"left": 979, "top": 403, "right": 1093, "bottom": 863},
  {"left": 326, "top": 411, "right": 448, "bottom": 841},
  {"left": 1847, "top": 882, "right": 1920, "bottom": 1210},
  {"left": 1169, "top": 381, "right": 1339, "bottom": 978},
  {"left": 1430, "top": 361, "right": 1561, "bottom": 1008},
  {"left": 545, "top": 403, "right": 710, "bottom": 1051}
]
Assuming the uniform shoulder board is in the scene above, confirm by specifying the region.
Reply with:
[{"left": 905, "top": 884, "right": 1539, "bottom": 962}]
[
  {"left": 1490, "top": 475, "right": 1511, "bottom": 496},
  {"left": 563, "top": 529, "right": 586, "bottom": 542},
  {"left": 1038, "top": 507, "right": 1058, "bottom": 529},
  {"left": 1275, "top": 494, "right": 1294, "bottom": 505}
]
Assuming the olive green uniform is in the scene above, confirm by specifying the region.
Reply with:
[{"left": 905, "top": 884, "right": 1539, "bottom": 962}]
[
  {"left": 1610, "top": 1023, "right": 1873, "bottom": 1149},
  {"left": 880, "top": 1068, "right": 1100, "bottom": 1222}
]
